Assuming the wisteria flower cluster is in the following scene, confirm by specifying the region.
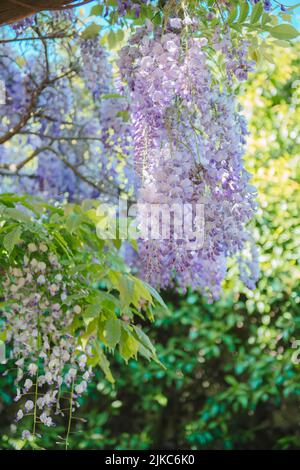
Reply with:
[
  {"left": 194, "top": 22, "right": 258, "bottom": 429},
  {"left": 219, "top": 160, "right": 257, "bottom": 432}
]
[
  {"left": 117, "top": 0, "right": 148, "bottom": 18},
  {"left": 11, "top": 17, "right": 35, "bottom": 35},
  {"left": 118, "top": 19, "right": 259, "bottom": 300},
  {"left": 0, "top": 19, "right": 134, "bottom": 202},
  {"left": 2, "top": 242, "right": 93, "bottom": 437},
  {"left": 252, "top": 0, "right": 285, "bottom": 12},
  {"left": 80, "top": 38, "right": 112, "bottom": 99},
  {"left": 0, "top": 196, "right": 162, "bottom": 444},
  {"left": 79, "top": 37, "right": 135, "bottom": 195},
  {"left": 212, "top": 26, "right": 255, "bottom": 83}
]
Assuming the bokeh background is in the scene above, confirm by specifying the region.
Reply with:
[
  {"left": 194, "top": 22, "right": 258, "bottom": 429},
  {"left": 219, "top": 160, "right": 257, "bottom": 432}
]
[{"left": 0, "top": 39, "right": 299, "bottom": 449}]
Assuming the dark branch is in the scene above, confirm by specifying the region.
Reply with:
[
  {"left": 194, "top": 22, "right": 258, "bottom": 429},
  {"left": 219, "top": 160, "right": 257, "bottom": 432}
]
[{"left": 0, "top": 69, "right": 76, "bottom": 145}]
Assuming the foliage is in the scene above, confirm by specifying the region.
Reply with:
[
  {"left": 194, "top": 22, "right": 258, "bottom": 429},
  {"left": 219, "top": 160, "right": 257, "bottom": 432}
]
[
  {"left": 87, "top": 0, "right": 299, "bottom": 49},
  {"left": 0, "top": 194, "right": 164, "bottom": 447}
]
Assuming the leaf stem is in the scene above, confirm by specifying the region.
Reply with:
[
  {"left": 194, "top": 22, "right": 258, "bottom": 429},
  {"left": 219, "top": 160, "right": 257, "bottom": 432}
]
[{"left": 65, "top": 379, "right": 74, "bottom": 451}]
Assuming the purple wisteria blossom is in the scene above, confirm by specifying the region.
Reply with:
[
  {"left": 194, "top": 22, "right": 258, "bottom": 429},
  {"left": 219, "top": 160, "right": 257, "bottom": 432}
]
[{"left": 118, "top": 21, "right": 259, "bottom": 300}]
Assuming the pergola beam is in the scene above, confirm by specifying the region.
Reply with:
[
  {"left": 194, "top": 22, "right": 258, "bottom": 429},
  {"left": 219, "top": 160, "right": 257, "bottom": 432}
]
[{"left": 0, "top": 0, "right": 93, "bottom": 26}]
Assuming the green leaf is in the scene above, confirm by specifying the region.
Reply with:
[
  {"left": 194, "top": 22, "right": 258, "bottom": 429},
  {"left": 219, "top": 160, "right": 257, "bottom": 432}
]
[
  {"left": 118, "top": 277, "right": 134, "bottom": 308},
  {"left": 102, "top": 93, "right": 124, "bottom": 100},
  {"left": 52, "top": 232, "right": 72, "bottom": 257},
  {"left": 65, "top": 213, "right": 83, "bottom": 234},
  {"left": 104, "top": 316, "right": 121, "bottom": 349},
  {"left": 261, "top": 12, "right": 271, "bottom": 26},
  {"left": 141, "top": 280, "right": 169, "bottom": 310},
  {"left": 94, "top": 343, "right": 115, "bottom": 383},
  {"left": 133, "top": 325, "right": 156, "bottom": 356},
  {"left": 152, "top": 11, "right": 162, "bottom": 26},
  {"left": 81, "top": 23, "right": 101, "bottom": 40},
  {"left": 90, "top": 5, "right": 104, "bottom": 16},
  {"left": 238, "top": 395, "right": 248, "bottom": 408},
  {"left": 119, "top": 329, "right": 139, "bottom": 362},
  {"left": 280, "top": 13, "right": 292, "bottom": 22},
  {"left": 5, "top": 208, "right": 31, "bottom": 223},
  {"left": 132, "top": 324, "right": 164, "bottom": 368},
  {"left": 3, "top": 226, "right": 22, "bottom": 254},
  {"left": 107, "top": 30, "right": 117, "bottom": 49},
  {"left": 250, "top": 1, "right": 263, "bottom": 24},
  {"left": 287, "top": 2, "right": 300, "bottom": 11},
  {"left": 83, "top": 303, "right": 101, "bottom": 326},
  {"left": 0, "top": 193, "right": 26, "bottom": 207},
  {"left": 269, "top": 24, "right": 299, "bottom": 40},
  {"left": 132, "top": 278, "right": 153, "bottom": 306},
  {"left": 116, "top": 110, "right": 129, "bottom": 122},
  {"left": 225, "top": 375, "right": 238, "bottom": 386},
  {"left": 272, "top": 39, "right": 291, "bottom": 48},
  {"left": 237, "top": 1, "right": 249, "bottom": 24},
  {"left": 227, "top": 4, "right": 238, "bottom": 24},
  {"left": 109, "top": 271, "right": 134, "bottom": 308},
  {"left": 0, "top": 330, "right": 6, "bottom": 342},
  {"left": 116, "top": 29, "right": 125, "bottom": 43}
]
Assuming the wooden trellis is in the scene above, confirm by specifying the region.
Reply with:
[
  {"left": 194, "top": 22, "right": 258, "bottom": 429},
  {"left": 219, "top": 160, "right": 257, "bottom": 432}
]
[{"left": 0, "top": 0, "right": 93, "bottom": 26}]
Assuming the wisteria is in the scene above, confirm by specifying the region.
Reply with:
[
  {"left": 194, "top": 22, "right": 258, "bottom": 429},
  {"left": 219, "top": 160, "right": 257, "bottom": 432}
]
[
  {"left": 118, "top": 20, "right": 259, "bottom": 300},
  {"left": 2, "top": 242, "right": 93, "bottom": 437},
  {"left": 0, "top": 20, "right": 133, "bottom": 201},
  {"left": 0, "top": 50, "right": 87, "bottom": 200},
  {"left": 251, "top": 0, "right": 287, "bottom": 12},
  {"left": 80, "top": 38, "right": 112, "bottom": 99},
  {"left": 0, "top": 0, "right": 299, "bottom": 450},
  {"left": 117, "top": 0, "right": 149, "bottom": 18},
  {"left": 79, "top": 37, "right": 135, "bottom": 195},
  {"left": 212, "top": 26, "right": 255, "bottom": 83},
  {"left": 0, "top": 10, "right": 261, "bottom": 301},
  {"left": 11, "top": 17, "right": 35, "bottom": 35}
]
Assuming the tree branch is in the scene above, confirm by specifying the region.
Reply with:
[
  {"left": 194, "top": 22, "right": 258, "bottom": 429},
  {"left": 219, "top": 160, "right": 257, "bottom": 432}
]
[
  {"left": 0, "top": 146, "right": 52, "bottom": 172},
  {"left": 0, "top": 35, "right": 73, "bottom": 43},
  {"left": 0, "top": 69, "right": 76, "bottom": 145},
  {"left": 19, "top": 131, "right": 104, "bottom": 141}
]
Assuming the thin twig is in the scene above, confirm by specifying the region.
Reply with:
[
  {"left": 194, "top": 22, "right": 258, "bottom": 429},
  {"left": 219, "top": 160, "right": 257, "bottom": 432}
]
[
  {"left": 65, "top": 379, "right": 74, "bottom": 450},
  {"left": 0, "top": 69, "right": 75, "bottom": 145},
  {"left": 0, "top": 35, "right": 72, "bottom": 43}
]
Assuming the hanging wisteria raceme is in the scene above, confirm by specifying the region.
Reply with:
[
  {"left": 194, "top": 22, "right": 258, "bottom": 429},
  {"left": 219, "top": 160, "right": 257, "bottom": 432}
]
[
  {"left": 118, "top": 19, "right": 259, "bottom": 300},
  {"left": 0, "top": 19, "right": 134, "bottom": 201},
  {"left": 251, "top": 0, "right": 276, "bottom": 12},
  {"left": 79, "top": 37, "right": 135, "bottom": 195},
  {"left": 212, "top": 25, "right": 255, "bottom": 83},
  {"left": 80, "top": 38, "right": 112, "bottom": 99},
  {"left": 116, "top": 0, "right": 149, "bottom": 18},
  {"left": 10, "top": 9, "right": 75, "bottom": 36},
  {"left": 0, "top": 50, "right": 84, "bottom": 200},
  {"left": 2, "top": 242, "right": 93, "bottom": 435},
  {"left": 11, "top": 17, "right": 35, "bottom": 35},
  {"left": 250, "top": 0, "right": 288, "bottom": 12}
]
